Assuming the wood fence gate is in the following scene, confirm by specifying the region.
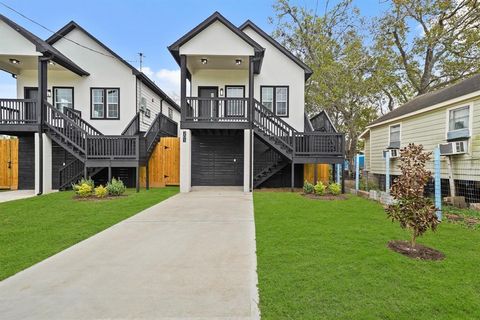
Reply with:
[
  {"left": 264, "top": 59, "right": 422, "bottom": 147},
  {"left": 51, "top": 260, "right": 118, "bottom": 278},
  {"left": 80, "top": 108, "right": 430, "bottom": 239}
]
[
  {"left": 0, "top": 138, "right": 18, "bottom": 190},
  {"left": 304, "top": 163, "right": 331, "bottom": 185},
  {"left": 140, "top": 137, "right": 180, "bottom": 188}
]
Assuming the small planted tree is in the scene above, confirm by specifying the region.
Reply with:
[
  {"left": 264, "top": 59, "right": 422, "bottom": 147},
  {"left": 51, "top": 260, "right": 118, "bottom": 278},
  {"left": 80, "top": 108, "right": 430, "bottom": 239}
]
[{"left": 386, "top": 144, "right": 440, "bottom": 252}]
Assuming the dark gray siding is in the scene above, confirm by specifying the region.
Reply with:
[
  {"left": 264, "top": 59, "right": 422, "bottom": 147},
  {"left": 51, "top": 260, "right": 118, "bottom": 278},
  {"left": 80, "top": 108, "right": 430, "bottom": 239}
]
[
  {"left": 17, "top": 134, "right": 35, "bottom": 190},
  {"left": 51, "top": 142, "right": 75, "bottom": 189},
  {"left": 191, "top": 130, "right": 244, "bottom": 186}
]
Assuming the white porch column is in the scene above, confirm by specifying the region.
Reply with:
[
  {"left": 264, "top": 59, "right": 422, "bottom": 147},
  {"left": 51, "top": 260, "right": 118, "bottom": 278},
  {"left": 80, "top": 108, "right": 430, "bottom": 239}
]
[
  {"left": 180, "top": 129, "right": 192, "bottom": 193},
  {"left": 35, "top": 133, "right": 53, "bottom": 194},
  {"left": 42, "top": 133, "right": 53, "bottom": 193},
  {"left": 244, "top": 129, "right": 252, "bottom": 193}
]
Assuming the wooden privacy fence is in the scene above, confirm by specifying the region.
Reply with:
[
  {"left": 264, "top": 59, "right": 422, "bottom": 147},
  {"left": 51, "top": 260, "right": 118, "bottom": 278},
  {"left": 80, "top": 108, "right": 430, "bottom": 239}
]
[
  {"left": 0, "top": 138, "right": 18, "bottom": 190},
  {"left": 140, "top": 137, "right": 180, "bottom": 188},
  {"left": 304, "top": 163, "right": 331, "bottom": 185}
]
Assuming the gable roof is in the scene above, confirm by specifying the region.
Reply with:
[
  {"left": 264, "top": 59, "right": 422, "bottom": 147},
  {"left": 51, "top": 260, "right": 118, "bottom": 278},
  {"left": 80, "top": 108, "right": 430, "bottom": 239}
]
[
  {"left": 310, "top": 110, "right": 338, "bottom": 133},
  {"left": 168, "top": 11, "right": 265, "bottom": 74},
  {"left": 368, "top": 74, "right": 480, "bottom": 127},
  {"left": 239, "top": 20, "right": 313, "bottom": 80},
  {"left": 0, "top": 14, "right": 89, "bottom": 76},
  {"left": 47, "top": 21, "right": 179, "bottom": 112}
]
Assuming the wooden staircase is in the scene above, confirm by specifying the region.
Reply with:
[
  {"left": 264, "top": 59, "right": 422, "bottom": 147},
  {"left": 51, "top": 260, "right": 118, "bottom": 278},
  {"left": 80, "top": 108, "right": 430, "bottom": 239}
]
[{"left": 251, "top": 99, "right": 344, "bottom": 188}]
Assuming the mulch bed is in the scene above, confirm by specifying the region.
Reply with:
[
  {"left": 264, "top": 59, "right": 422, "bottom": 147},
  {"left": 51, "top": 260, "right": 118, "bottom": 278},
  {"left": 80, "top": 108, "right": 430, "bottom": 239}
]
[
  {"left": 302, "top": 193, "right": 348, "bottom": 200},
  {"left": 445, "top": 213, "right": 479, "bottom": 226},
  {"left": 387, "top": 240, "right": 445, "bottom": 261},
  {"left": 73, "top": 195, "right": 127, "bottom": 201}
]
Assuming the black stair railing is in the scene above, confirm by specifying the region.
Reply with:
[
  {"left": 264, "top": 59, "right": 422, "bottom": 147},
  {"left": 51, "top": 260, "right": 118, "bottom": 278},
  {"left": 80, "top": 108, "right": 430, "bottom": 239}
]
[
  {"left": 44, "top": 101, "right": 87, "bottom": 155},
  {"left": 64, "top": 107, "right": 103, "bottom": 136},
  {"left": 253, "top": 99, "right": 295, "bottom": 153},
  {"left": 122, "top": 112, "right": 141, "bottom": 136},
  {"left": 145, "top": 112, "right": 178, "bottom": 155},
  {"left": 86, "top": 135, "right": 139, "bottom": 160},
  {"left": 59, "top": 158, "right": 84, "bottom": 189}
]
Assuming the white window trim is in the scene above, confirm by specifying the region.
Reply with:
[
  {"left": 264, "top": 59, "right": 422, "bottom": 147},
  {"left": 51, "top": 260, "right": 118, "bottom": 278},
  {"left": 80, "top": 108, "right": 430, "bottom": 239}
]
[
  {"left": 388, "top": 123, "right": 401, "bottom": 148},
  {"left": 445, "top": 104, "right": 473, "bottom": 140}
]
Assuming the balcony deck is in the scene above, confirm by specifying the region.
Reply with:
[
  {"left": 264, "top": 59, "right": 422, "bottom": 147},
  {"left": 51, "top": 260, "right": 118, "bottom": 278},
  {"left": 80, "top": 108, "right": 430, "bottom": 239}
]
[
  {"left": 181, "top": 97, "right": 251, "bottom": 129},
  {"left": 0, "top": 99, "right": 40, "bottom": 133}
]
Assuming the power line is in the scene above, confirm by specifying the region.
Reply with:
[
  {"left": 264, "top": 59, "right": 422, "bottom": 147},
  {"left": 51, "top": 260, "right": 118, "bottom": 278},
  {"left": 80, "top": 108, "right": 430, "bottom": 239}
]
[{"left": 0, "top": 1, "right": 138, "bottom": 64}]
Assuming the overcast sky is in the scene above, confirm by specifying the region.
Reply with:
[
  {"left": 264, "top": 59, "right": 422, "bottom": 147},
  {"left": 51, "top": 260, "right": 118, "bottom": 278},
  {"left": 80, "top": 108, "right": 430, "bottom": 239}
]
[{"left": 0, "top": 0, "right": 388, "bottom": 101}]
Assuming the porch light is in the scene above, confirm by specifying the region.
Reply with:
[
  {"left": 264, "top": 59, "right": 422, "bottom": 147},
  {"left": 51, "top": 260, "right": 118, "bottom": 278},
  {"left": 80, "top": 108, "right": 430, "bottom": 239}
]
[
  {"left": 220, "top": 88, "right": 224, "bottom": 96},
  {"left": 9, "top": 58, "right": 20, "bottom": 64},
  {"left": 235, "top": 59, "right": 242, "bottom": 65},
  {"left": 48, "top": 60, "right": 55, "bottom": 66},
  {"left": 12, "top": 74, "right": 17, "bottom": 79},
  {"left": 201, "top": 58, "right": 208, "bottom": 65},
  {"left": 47, "top": 89, "right": 52, "bottom": 98}
]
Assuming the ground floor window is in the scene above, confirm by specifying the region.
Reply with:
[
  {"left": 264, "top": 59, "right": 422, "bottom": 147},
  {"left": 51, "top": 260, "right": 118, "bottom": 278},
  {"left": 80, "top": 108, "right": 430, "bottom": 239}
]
[{"left": 91, "top": 88, "right": 120, "bottom": 119}]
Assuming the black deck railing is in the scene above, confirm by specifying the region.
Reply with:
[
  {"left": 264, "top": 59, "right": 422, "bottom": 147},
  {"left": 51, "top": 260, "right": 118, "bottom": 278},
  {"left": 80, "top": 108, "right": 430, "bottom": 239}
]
[
  {"left": 86, "top": 135, "right": 139, "bottom": 160},
  {"left": 293, "top": 132, "right": 344, "bottom": 157},
  {"left": 184, "top": 97, "right": 249, "bottom": 123},
  {"left": 0, "top": 99, "right": 38, "bottom": 124}
]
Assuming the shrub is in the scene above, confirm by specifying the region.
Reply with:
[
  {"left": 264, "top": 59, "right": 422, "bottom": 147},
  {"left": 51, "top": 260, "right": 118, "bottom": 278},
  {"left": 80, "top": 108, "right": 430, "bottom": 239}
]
[
  {"left": 77, "top": 177, "right": 94, "bottom": 189},
  {"left": 314, "top": 181, "right": 326, "bottom": 195},
  {"left": 75, "top": 183, "right": 93, "bottom": 197},
  {"left": 385, "top": 144, "right": 440, "bottom": 246},
  {"left": 94, "top": 185, "right": 108, "bottom": 198},
  {"left": 329, "top": 183, "right": 342, "bottom": 195},
  {"left": 106, "top": 178, "right": 126, "bottom": 196},
  {"left": 303, "top": 180, "right": 314, "bottom": 194}
]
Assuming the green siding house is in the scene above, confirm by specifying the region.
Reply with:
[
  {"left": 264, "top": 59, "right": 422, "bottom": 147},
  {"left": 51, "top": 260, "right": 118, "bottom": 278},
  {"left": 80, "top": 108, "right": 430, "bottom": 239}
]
[{"left": 360, "top": 74, "right": 480, "bottom": 200}]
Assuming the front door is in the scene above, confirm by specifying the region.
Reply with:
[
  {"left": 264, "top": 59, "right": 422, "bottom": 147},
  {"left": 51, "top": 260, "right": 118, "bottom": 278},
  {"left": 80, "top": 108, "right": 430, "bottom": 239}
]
[
  {"left": 198, "top": 87, "right": 218, "bottom": 120},
  {"left": 24, "top": 87, "right": 38, "bottom": 121}
]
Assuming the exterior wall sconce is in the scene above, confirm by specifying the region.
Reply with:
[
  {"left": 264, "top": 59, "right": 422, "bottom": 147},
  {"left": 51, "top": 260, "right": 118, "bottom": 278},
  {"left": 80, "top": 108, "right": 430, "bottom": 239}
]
[
  {"left": 47, "top": 89, "right": 52, "bottom": 98},
  {"left": 48, "top": 60, "right": 55, "bottom": 66},
  {"left": 201, "top": 58, "right": 208, "bottom": 65},
  {"left": 9, "top": 58, "right": 20, "bottom": 64},
  {"left": 220, "top": 88, "right": 224, "bottom": 96},
  {"left": 235, "top": 59, "right": 242, "bottom": 65}
]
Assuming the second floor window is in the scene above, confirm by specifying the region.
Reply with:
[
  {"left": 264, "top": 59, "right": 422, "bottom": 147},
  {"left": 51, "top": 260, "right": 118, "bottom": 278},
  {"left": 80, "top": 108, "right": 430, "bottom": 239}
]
[
  {"left": 447, "top": 105, "right": 470, "bottom": 140},
  {"left": 91, "top": 88, "right": 120, "bottom": 119},
  {"left": 261, "top": 86, "right": 289, "bottom": 117},
  {"left": 389, "top": 124, "right": 401, "bottom": 148},
  {"left": 53, "top": 87, "right": 73, "bottom": 113}
]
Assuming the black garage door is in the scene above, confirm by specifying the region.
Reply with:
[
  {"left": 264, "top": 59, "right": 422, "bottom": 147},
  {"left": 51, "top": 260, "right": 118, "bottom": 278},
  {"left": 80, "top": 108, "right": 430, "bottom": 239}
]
[{"left": 192, "top": 132, "right": 244, "bottom": 186}]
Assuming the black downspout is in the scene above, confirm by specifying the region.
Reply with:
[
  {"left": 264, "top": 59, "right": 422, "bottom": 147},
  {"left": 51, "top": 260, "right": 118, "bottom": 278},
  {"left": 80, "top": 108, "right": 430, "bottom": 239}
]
[{"left": 248, "top": 56, "right": 254, "bottom": 192}]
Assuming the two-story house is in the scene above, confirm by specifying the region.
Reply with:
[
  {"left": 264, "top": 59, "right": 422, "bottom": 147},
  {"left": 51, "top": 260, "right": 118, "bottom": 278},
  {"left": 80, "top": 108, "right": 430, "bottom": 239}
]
[
  {"left": 0, "top": 14, "right": 180, "bottom": 193},
  {"left": 168, "top": 12, "right": 345, "bottom": 192}
]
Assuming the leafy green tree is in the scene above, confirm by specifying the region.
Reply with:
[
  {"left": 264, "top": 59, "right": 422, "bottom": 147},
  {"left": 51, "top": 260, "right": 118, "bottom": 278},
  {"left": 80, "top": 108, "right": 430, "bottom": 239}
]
[
  {"left": 386, "top": 144, "right": 440, "bottom": 247},
  {"left": 374, "top": 0, "right": 480, "bottom": 109},
  {"left": 271, "top": 0, "right": 378, "bottom": 166}
]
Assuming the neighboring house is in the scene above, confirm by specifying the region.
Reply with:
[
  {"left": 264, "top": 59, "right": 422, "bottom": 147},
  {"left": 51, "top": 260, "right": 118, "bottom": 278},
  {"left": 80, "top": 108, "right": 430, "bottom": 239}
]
[
  {"left": 168, "top": 12, "right": 345, "bottom": 192},
  {"left": 0, "top": 14, "right": 179, "bottom": 193},
  {"left": 360, "top": 74, "right": 480, "bottom": 201}
]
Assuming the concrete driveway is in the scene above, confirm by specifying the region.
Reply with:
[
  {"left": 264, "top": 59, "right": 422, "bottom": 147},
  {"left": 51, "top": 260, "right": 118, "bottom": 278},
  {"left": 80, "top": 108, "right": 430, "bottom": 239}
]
[
  {"left": 0, "top": 187, "right": 259, "bottom": 320},
  {"left": 0, "top": 190, "right": 36, "bottom": 203}
]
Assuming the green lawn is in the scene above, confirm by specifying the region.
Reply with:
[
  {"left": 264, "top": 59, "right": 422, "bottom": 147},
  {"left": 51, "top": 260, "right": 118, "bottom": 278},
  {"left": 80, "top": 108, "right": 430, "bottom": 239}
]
[
  {"left": 254, "top": 192, "right": 480, "bottom": 319},
  {"left": 0, "top": 187, "right": 178, "bottom": 280}
]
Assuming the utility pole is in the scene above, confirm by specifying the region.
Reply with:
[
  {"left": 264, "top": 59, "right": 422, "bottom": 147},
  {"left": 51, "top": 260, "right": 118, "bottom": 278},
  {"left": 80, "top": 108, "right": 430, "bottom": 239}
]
[{"left": 138, "top": 52, "right": 145, "bottom": 71}]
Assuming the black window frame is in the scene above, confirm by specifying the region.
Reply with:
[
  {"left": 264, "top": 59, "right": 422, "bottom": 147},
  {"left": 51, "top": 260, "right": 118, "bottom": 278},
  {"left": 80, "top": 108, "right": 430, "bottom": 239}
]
[
  {"left": 90, "top": 87, "right": 120, "bottom": 120},
  {"left": 260, "top": 85, "right": 289, "bottom": 117},
  {"left": 52, "top": 86, "right": 74, "bottom": 112}
]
